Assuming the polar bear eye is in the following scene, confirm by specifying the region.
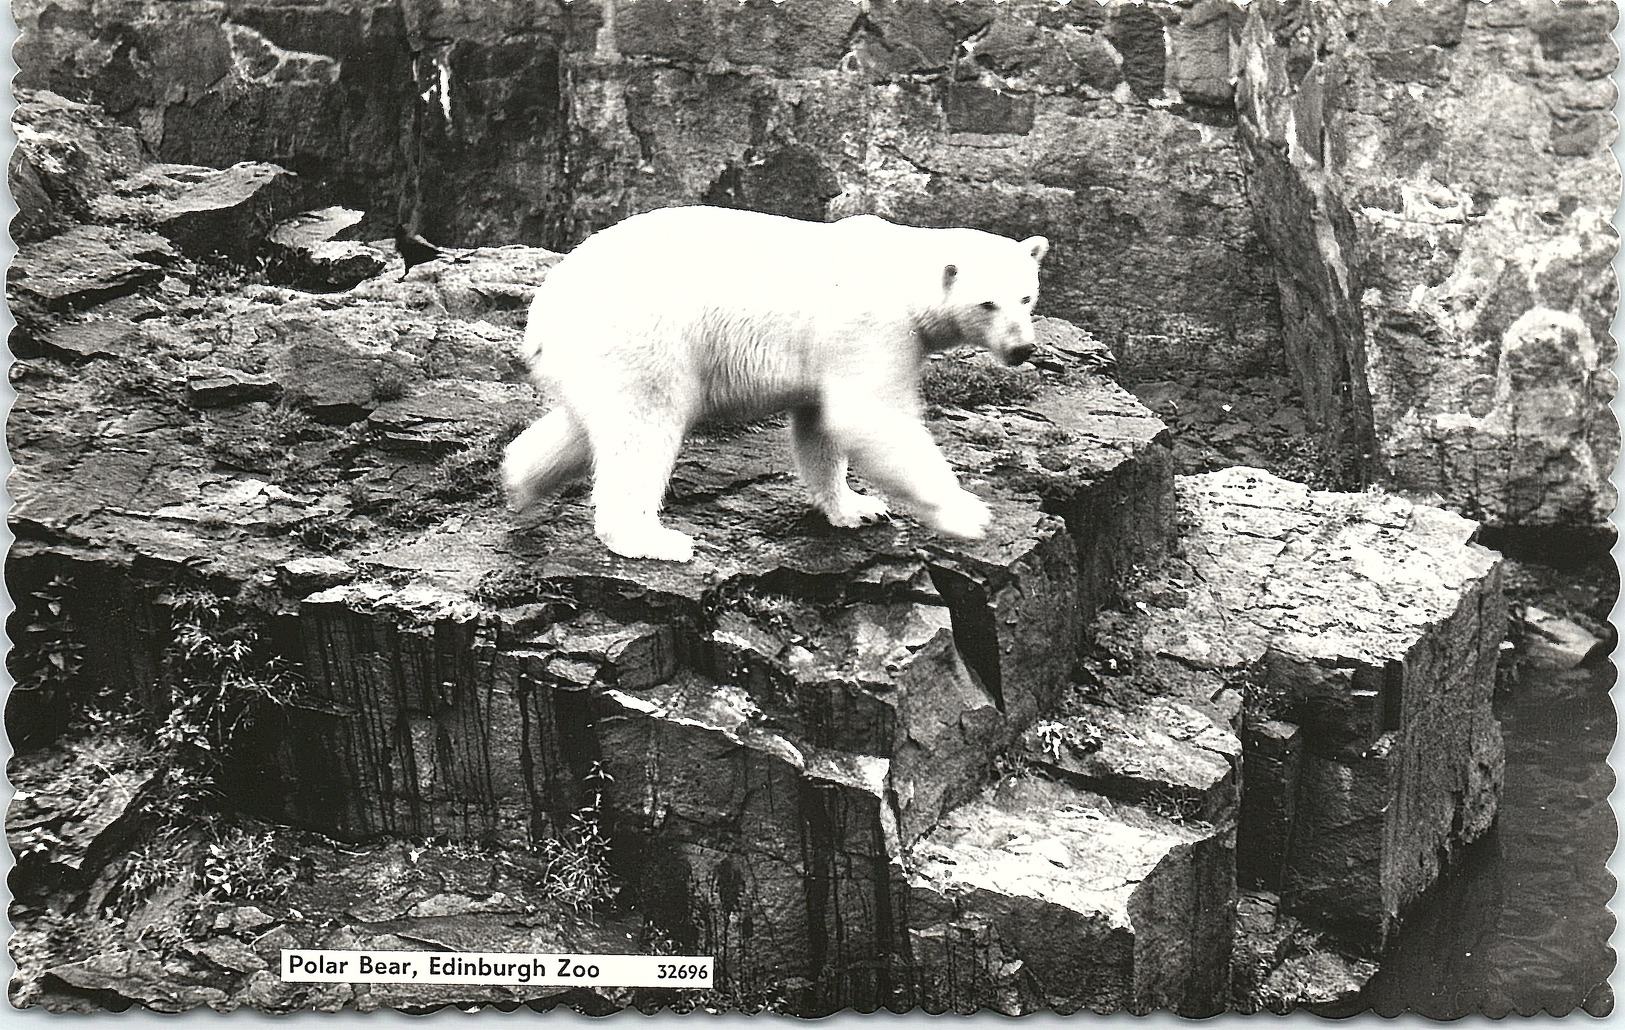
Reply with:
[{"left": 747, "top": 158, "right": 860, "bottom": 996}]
[{"left": 980, "top": 301, "right": 998, "bottom": 311}]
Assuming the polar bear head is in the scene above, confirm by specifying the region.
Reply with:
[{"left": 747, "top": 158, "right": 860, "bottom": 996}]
[{"left": 929, "top": 231, "right": 1051, "bottom": 367}]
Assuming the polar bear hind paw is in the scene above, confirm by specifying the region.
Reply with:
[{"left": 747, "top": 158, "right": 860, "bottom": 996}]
[
  {"left": 923, "top": 491, "right": 992, "bottom": 541},
  {"left": 822, "top": 490, "right": 891, "bottom": 529},
  {"left": 599, "top": 525, "right": 696, "bottom": 563}
]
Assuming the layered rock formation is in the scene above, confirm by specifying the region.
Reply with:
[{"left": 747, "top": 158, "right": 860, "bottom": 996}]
[
  {"left": 8, "top": 211, "right": 1505, "bottom": 1011},
  {"left": 5, "top": 5, "right": 1548, "bottom": 1014},
  {"left": 16, "top": 0, "right": 1610, "bottom": 530},
  {"left": 1235, "top": 0, "right": 1619, "bottom": 527}
]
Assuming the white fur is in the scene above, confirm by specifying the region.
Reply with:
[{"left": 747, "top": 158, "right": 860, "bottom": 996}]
[{"left": 502, "top": 206, "right": 1049, "bottom": 562}]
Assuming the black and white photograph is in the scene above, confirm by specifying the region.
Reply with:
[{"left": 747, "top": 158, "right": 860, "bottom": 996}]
[{"left": 2, "top": 0, "right": 1618, "bottom": 1017}]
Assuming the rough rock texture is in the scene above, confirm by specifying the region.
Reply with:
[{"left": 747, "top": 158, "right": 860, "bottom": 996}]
[
  {"left": 19, "top": 823, "right": 631, "bottom": 1013},
  {"left": 90, "top": 161, "right": 304, "bottom": 258},
  {"left": 8, "top": 228, "right": 1513, "bottom": 1009},
  {"left": 7, "top": 55, "right": 1527, "bottom": 1011},
  {"left": 10, "top": 89, "right": 147, "bottom": 243},
  {"left": 12, "top": 0, "right": 1283, "bottom": 377},
  {"left": 1018, "top": 697, "right": 1240, "bottom": 825},
  {"left": 6, "top": 739, "right": 159, "bottom": 882},
  {"left": 1236, "top": 0, "right": 1620, "bottom": 527},
  {"left": 1091, "top": 466, "right": 1506, "bottom": 953},
  {"left": 268, "top": 207, "right": 390, "bottom": 290},
  {"left": 8, "top": 225, "right": 177, "bottom": 313},
  {"left": 7, "top": 230, "right": 1186, "bottom": 1009},
  {"left": 14, "top": 0, "right": 418, "bottom": 240},
  {"left": 1230, "top": 890, "right": 1378, "bottom": 1015},
  {"left": 908, "top": 775, "right": 1232, "bottom": 1016},
  {"left": 561, "top": 0, "right": 1279, "bottom": 377}
]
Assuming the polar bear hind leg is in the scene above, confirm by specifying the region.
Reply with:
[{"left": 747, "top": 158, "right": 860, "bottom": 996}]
[
  {"left": 790, "top": 405, "right": 890, "bottom": 528},
  {"left": 585, "top": 407, "right": 695, "bottom": 563},
  {"left": 502, "top": 408, "right": 592, "bottom": 512}
]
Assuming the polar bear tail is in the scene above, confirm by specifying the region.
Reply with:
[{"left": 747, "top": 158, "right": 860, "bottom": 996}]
[{"left": 502, "top": 407, "right": 592, "bottom": 511}]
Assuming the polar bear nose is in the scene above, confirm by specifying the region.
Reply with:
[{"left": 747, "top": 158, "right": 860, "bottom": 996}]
[{"left": 1004, "top": 343, "right": 1035, "bottom": 366}]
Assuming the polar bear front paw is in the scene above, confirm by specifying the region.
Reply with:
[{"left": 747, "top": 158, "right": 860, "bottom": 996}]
[
  {"left": 923, "top": 491, "right": 992, "bottom": 541},
  {"left": 599, "top": 525, "right": 696, "bottom": 563},
  {"left": 821, "top": 490, "right": 891, "bottom": 529}
]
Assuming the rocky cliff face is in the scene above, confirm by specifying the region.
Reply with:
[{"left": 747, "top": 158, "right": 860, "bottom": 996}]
[
  {"left": 1235, "top": 0, "right": 1619, "bottom": 528},
  {"left": 6, "top": 81, "right": 1514, "bottom": 1011},
  {"left": 14, "top": 0, "right": 1283, "bottom": 380}
]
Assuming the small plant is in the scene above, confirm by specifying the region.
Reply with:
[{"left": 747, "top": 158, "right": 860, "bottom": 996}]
[
  {"left": 187, "top": 251, "right": 275, "bottom": 296},
  {"left": 12, "top": 574, "right": 85, "bottom": 697},
  {"left": 372, "top": 368, "right": 410, "bottom": 402},
  {"left": 265, "top": 403, "right": 323, "bottom": 445},
  {"left": 152, "top": 588, "right": 302, "bottom": 817},
  {"left": 921, "top": 357, "right": 1040, "bottom": 412},
  {"left": 116, "top": 837, "right": 193, "bottom": 904},
  {"left": 202, "top": 828, "right": 294, "bottom": 902},
  {"left": 1144, "top": 787, "right": 1204, "bottom": 824},
  {"left": 292, "top": 511, "right": 368, "bottom": 552},
  {"left": 536, "top": 762, "right": 619, "bottom": 911}
]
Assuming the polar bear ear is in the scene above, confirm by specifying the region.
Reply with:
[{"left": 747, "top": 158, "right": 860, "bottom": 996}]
[
  {"left": 943, "top": 264, "right": 959, "bottom": 291},
  {"left": 1024, "top": 236, "right": 1050, "bottom": 264}
]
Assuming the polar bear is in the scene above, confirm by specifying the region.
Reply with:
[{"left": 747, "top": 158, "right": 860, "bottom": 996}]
[{"left": 502, "top": 206, "right": 1049, "bottom": 562}]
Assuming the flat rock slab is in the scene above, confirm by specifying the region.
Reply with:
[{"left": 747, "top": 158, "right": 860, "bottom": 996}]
[
  {"left": 908, "top": 775, "right": 1231, "bottom": 1016},
  {"left": 9, "top": 225, "right": 176, "bottom": 311},
  {"left": 186, "top": 368, "right": 283, "bottom": 407},
  {"left": 269, "top": 207, "right": 365, "bottom": 250},
  {"left": 40, "top": 319, "right": 154, "bottom": 361},
  {"left": 367, "top": 381, "right": 537, "bottom": 454},
  {"left": 1018, "top": 698, "right": 1240, "bottom": 824},
  {"left": 93, "top": 161, "right": 301, "bottom": 258},
  {"left": 1092, "top": 466, "right": 1507, "bottom": 951}
]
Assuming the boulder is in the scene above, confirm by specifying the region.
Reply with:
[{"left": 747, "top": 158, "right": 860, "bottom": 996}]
[
  {"left": 185, "top": 368, "right": 284, "bottom": 408},
  {"left": 10, "top": 88, "right": 145, "bottom": 242},
  {"left": 267, "top": 207, "right": 388, "bottom": 290},
  {"left": 1095, "top": 466, "right": 1506, "bottom": 952},
  {"left": 94, "top": 161, "right": 302, "bottom": 259},
  {"left": 908, "top": 775, "right": 1233, "bottom": 1016}
]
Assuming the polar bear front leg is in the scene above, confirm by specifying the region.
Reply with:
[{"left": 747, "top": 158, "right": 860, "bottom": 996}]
[
  {"left": 790, "top": 405, "right": 890, "bottom": 528},
  {"left": 824, "top": 398, "right": 992, "bottom": 541}
]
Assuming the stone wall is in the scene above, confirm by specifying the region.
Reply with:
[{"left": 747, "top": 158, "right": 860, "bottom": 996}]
[
  {"left": 556, "top": 0, "right": 1281, "bottom": 377},
  {"left": 13, "top": 0, "right": 1284, "bottom": 379},
  {"left": 1235, "top": 0, "right": 1619, "bottom": 528}
]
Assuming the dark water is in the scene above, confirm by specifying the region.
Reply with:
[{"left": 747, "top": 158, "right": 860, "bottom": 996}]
[{"left": 1363, "top": 663, "right": 1617, "bottom": 1017}]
